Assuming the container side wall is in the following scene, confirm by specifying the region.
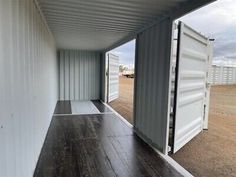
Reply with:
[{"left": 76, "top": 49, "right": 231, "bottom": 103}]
[
  {"left": 134, "top": 18, "right": 173, "bottom": 154},
  {"left": 0, "top": 0, "right": 58, "bottom": 176}
]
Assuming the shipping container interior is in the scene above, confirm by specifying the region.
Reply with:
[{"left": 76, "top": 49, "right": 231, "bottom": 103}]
[{"left": 0, "top": 0, "right": 216, "bottom": 176}]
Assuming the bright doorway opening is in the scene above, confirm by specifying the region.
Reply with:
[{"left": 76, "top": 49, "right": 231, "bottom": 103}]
[
  {"left": 169, "top": 1, "right": 236, "bottom": 176},
  {"left": 106, "top": 40, "right": 136, "bottom": 124}
]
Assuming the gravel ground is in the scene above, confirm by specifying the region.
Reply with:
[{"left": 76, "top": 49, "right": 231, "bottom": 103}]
[{"left": 109, "top": 77, "right": 236, "bottom": 177}]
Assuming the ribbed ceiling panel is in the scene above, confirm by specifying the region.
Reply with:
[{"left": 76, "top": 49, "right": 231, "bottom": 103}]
[{"left": 38, "top": 0, "right": 187, "bottom": 50}]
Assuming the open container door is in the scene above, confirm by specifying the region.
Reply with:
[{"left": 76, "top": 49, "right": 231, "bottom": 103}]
[
  {"left": 107, "top": 53, "right": 119, "bottom": 102},
  {"left": 172, "top": 22, "right": 211, "bottom": 153}
]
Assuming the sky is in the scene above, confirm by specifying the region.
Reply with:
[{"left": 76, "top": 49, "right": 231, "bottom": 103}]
[
  {"left": 179, "top": 0, "right": 236, "bottom": 66},
  {"left": 111, "top": 0, "right": 236, "bottom": 67},
  {"left": 111, "top": 40, "right": 136, "bottom": 68}
]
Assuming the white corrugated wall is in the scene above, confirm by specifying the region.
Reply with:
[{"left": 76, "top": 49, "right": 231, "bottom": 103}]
[
  {"left": 59, "top": 50, "right": 101, "bottom": 100},
  {"left": 0, "top": 0, "right": 58, "bottom": 177},
  {"left": 210, "top": 65, "right": 236, "bottom": 85},
  {"left": 134, "top": 18, "right": 173, "bottom": 154}
]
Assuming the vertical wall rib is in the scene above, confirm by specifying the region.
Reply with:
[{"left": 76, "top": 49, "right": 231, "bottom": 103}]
[{"left": 59, "top": 50, "right": 101, "bottom": 100}]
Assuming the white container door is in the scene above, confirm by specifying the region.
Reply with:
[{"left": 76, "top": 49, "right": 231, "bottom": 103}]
[
  {"left": 107, "top": 53, "right": 119, "bottom": 102},
  {"left": 173, "top": 22, "right": 210, "bottom": 153}
]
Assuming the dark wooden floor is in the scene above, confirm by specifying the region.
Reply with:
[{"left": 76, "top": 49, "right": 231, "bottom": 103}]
[
  {"left": 34, "top": 101, "right": 182, "bottom": 177},
  {"left": 54, "top": 100, "right": 71, "bottom": 114}
]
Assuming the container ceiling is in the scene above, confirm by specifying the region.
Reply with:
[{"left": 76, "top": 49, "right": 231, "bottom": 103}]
[{"left": 38, "top": 0, "right": 212, "bottom": 51}]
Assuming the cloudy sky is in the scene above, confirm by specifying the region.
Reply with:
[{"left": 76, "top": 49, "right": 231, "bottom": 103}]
[
  {"left": 111, "top": 40, "right": 136, "bottom": 68},
  {"left": 112, "top": 0, "right": 236, "bottom": 67}
]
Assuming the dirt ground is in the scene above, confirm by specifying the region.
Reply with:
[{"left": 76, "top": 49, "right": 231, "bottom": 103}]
[
  {"left": 171, "top": 85, "right": 236, "bottom": 177},
  {"left": 108, "top": 76, "right": 134, "bottom": 123},
  {"left": 109, "top": 77, "right": 236, "bottom": 177}
]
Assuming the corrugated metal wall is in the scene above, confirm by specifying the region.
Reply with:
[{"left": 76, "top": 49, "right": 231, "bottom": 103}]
[
  {"left": 0, "top": 0, "right": 58, "bottom": 177},
  {"left": 210, "top": 65, "right": 236, "bottom": 85},
  {"left": 59, "top": 50, "right": 101, "bottom": 100},
  {"left": 134, "top": 18, "right": 173, "bottom": 154}
]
